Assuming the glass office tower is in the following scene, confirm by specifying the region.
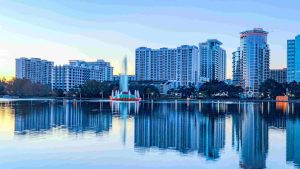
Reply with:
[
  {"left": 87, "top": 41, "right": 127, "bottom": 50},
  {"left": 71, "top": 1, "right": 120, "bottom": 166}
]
[
  {"left": 287, "top": 35, "right": 300, "bottom": 82},
  {"left": 239, "top": 28, "right": 270, "bottom": 97}
]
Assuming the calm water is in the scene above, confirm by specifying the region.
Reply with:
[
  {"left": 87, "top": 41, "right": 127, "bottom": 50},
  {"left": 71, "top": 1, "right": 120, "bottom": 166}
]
[{"left": 0, "top": 100, "right": 299, "bottom": 169}]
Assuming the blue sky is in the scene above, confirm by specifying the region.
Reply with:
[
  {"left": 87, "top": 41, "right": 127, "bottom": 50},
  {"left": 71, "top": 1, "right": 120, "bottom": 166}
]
[{"left": 0, "top": 0, "right": 299, "bottom": 78}]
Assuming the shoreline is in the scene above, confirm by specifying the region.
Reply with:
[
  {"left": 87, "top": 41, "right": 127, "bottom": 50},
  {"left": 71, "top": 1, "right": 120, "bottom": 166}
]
[{"left": 0, "top": 96, "right": 299, "bottom": 103}]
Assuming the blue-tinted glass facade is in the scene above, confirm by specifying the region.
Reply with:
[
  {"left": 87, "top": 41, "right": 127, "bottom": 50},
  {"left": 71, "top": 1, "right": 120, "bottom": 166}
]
[
  {"left": 239, "top": 28, "right": 270, "bottom": 97},
  {"left": 287, "top": 35, "right": 300, "bottom": 82}
]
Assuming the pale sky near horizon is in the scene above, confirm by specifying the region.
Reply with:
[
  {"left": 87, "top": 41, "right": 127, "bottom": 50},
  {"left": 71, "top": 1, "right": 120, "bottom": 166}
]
[{"left": 0, "top": 0, "right": 299, "bottom": 79}]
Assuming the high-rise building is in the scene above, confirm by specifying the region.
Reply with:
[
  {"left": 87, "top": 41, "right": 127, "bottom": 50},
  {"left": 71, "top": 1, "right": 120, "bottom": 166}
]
[
  {"left": 177, "top": 45, "right": 199, "bottom": 86},
  {"left": 269, "top": 68, "right": 287, "bottom": 84},
  {"left": 135, "top": 47, "right": 152, "bottom": 81},
  {"left": 199, "top": 39, "right": 226, "bottom": 81},
  {"left": 52, "top": 60, "right": 113, "bottom": 91},
  {"left": 287, "top": 35, "right": 300, "bottom": 82},
  {"left": 135, "top": 45, "right": 199, "bottom": 86},
  {"left": 232, "top": 48, "right": 241, "bottom": 86},
  {"left": 16, "top": 57, "right": 53, "bottom": 85},
  {"left": 234, "top": 28, "right": 270, "bottom": 97}
]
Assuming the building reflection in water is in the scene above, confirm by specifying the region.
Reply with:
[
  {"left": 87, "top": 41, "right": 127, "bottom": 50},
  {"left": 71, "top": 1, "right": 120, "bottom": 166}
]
[
  {"left": 2, "top": 100, "right": 300, "bottom": 168},
  {"left": 14, "top": 100, "right": 112, "bottom": 135},
  {"left": 134, "top": 101, "right": 226, "bottom": 160},
  {"left": 239, "top": 103, "right": 268, "bottom": 169},
  {"left": 286, "top": 103, "right": 300, "bottom": 167}
]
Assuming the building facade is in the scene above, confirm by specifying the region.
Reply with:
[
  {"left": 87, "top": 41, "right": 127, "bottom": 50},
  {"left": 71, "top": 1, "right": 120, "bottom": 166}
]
[
  {"left": 135, "top": 45, "right": 198, "bottom": 86},
  {"left": 234, "top": 28, "right": 270, "bottom": 97},
  {"left": 52, "top": 60, "right": 113, "bottom": 91},
  {"left": 269, "top": 68, "right": 287, "bottom": 84},
  {"left": 232, "top": 48, "right": 241, "bottom": 86},
  {"left": 16, "top": 57, "right": 54, "bottom": 85},
  {"left": 287, "top": 35, "right": 300, "bottom": 82},
  {"left": 199, "top": 39, "right": 227, "bottom": 81}
]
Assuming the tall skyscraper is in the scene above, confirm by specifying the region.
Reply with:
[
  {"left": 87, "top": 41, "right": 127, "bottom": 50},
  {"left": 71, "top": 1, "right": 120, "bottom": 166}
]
[
  {"left": 52, "top": 59, "right": 113, "bottom": 91},
  {"left": 16, "top": 57, "right": 53, "bottom": 85},
  {"left": 135, "top": 45, "right": 198, "bottom": 86},
  {"left": 233, "top": 28, "right": 270, "bottom": 97},
  {"left": 287, "top": 35, "right": 300, "bottom": 82},
  {"left": 199, "top": 39, "right": 226, "bottom": 81}
]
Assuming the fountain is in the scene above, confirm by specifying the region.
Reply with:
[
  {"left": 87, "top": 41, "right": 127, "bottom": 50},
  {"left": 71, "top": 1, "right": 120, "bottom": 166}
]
[{"left": 110, "top": 56, "right": 141, "bottom": 101}]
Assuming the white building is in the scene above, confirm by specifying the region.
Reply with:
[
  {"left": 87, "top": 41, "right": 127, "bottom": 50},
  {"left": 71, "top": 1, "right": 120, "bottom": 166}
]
[
  {"left": 15, "top": 57, "right": 53, "bottom": 85},
  {"left": 52, "top": 60, "right": 113, "bottom": 91},
  {"left": 135, "top": 45, "right": 198, "bottom": 86},
  {"left": 199, "top": 39, "right": 227, "bottom": 81}
]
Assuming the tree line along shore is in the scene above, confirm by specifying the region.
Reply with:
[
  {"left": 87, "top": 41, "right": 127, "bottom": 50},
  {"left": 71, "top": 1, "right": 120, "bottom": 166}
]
[{"left": 1, "top": 78, "right": 300, "bottom": 100}]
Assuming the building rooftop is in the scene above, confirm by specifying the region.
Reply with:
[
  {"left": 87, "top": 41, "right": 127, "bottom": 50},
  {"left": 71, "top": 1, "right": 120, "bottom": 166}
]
[{"left": 240, "top": 28, "right": 268, "bottom": 38}]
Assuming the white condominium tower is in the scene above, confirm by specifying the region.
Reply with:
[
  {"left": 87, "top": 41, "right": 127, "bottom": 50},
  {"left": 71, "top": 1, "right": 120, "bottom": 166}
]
[
  {"left": 16, "top": 57, "right": 54, "bottom": 85},
  {"left": 135, "top": 45, "right": 199, "bottom": 86},
  {"left": 233, "top": 28, "right": 270, "bottom": 97},
  {"left": 52, "top": 59, "right": 113, "bottom": 91},
  {"left": 199, "top": 39, "right": 226, "bottom": 81}
]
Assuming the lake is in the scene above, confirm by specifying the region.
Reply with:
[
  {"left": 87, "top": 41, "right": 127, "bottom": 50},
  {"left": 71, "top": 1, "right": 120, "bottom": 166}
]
[{"left": 0, "top": 99, "right": 299, "bottom": 169}]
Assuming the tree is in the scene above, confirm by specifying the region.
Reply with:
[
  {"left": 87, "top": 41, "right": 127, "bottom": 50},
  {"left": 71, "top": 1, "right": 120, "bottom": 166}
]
[
  {"left": 6, "top": 78, "right": 51, "bottom": 97},
  {"left": 143, "top": 85, "right": 160, "bottom": 99},
  {"left": 259, "top": 79, "right": 285, "bottom": 98},
  {"left": 287, "top": 81, "right": 300, "bottom": 98},
  {"left": 177, "top": 86, "right": 196, "bottom": 98},
  {"left": 0, "top": 79, "right": 6, "bottom": 95},
  {"left": 199, "top": 80, "right": 242, "bottom": 98},
  {"left": 80, "top": 80, "right": 118, "bottom": 98},
  {"left": 0, "top": 83, "right": 5, "bottom": 95},
  {"left": 129, "top": 84, "right": 160, "bottom": 99}
]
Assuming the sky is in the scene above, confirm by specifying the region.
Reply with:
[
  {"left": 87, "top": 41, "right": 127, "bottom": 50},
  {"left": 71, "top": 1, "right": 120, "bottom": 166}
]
[{"left": 0, "top": 0, "right": 299, "bottom": 79}]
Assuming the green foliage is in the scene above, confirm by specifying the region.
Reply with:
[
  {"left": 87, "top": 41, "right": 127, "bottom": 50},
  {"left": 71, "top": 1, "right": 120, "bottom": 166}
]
[
  {"left": 53, "top": 89, "right": 65, "bottom": 97},
  {"left": 6, "top": 78, "right": 51, "bottom": 97},
  {"left": 259, "top": 79, "right": 285, "bottom": 98},
  {"left": 199, "top": 80, "right": 242, "bottom": 98},
  {"left": 0, "top": 78, "right": 6, "bottom": 95},
  {"left": 129, "top": 84, "right": 160, "bottom": 99},
  {"left": 80, "top": 80, "right": 118, "bottom": 98},
  {"left": 286, "top": 81, "right": 300, "bottom": 98}
]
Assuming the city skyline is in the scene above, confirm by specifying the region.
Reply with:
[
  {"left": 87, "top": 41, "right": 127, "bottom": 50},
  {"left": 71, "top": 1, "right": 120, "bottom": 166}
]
[{"left": 0, "top": 0, "right": 299, "bottom": 79}]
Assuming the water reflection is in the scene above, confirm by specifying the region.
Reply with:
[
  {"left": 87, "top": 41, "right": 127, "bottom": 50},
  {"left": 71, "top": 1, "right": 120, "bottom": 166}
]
[
  {"left": 0, "top": 100, "right": 300, "bottom": 168},
  {"left": 286, "top": 115, "right": 300, "bottom": 166},
  {"left": 13, "top": 101, "right": 112, "bottom": 134},
  {"left": 134, "top": 102, "right": 225, "bottom": 160},
  {"left": 239, "top": 104, "right": 268, "bottom": 169}
]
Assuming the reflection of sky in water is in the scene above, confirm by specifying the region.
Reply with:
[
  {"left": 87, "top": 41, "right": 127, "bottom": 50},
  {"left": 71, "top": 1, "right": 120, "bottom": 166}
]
[{"left": 0, "top": 100, "right": 298, "bottom": 169}]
